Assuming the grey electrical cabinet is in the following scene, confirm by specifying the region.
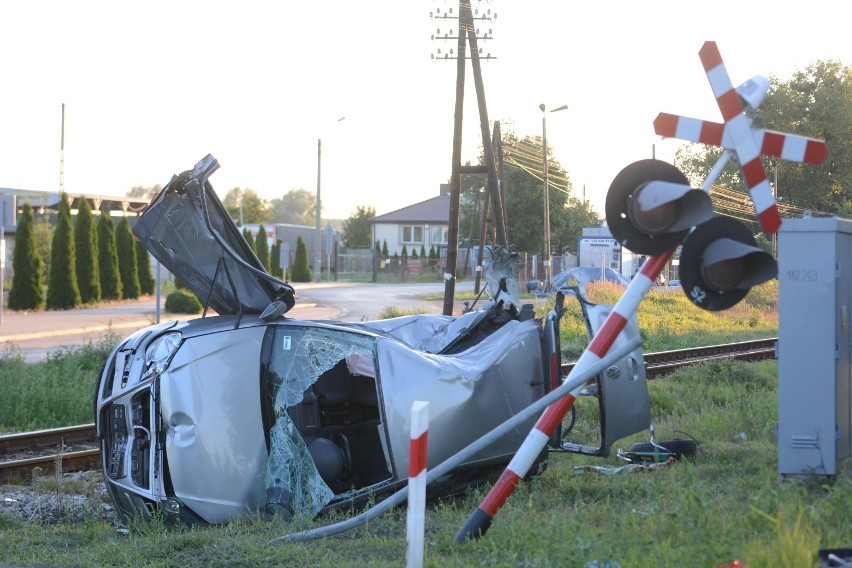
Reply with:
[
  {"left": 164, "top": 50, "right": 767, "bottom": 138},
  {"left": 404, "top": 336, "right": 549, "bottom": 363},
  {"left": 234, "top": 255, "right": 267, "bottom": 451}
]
[{"left": 777, "top": 215, "right": 852, "bottom": 477}]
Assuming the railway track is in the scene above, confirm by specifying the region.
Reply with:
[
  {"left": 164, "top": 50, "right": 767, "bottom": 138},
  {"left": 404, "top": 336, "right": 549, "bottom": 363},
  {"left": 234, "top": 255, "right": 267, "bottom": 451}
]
[
  {"left": 1, "top": 338, "right": 777, "bottom": 484},
  {"left": 562, "top": 337, "right": 778, "bottom": 378}
]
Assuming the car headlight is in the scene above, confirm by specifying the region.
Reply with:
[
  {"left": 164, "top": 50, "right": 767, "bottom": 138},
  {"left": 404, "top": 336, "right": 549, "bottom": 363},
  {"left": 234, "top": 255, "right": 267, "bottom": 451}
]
[{"left": 145, "top": 332, "right": 182, "bottom": 373}]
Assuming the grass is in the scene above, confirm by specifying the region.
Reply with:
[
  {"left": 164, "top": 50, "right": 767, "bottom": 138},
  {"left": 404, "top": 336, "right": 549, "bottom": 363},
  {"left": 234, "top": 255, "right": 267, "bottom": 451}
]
[
  {"left": 0, "top": 331, "right": 118, "bottom": 432},
  {"left": 553, "top": 280, "right": 778, "bottom": 359},
  {"left": 3, "top": 281, "right": 847, "bottom": 567}
]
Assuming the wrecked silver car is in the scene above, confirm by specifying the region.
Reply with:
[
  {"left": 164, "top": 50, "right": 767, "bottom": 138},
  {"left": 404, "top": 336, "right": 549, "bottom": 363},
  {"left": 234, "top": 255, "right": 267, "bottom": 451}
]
[{"left": 94, "top": 155, "right": 564, "bottom": 526}]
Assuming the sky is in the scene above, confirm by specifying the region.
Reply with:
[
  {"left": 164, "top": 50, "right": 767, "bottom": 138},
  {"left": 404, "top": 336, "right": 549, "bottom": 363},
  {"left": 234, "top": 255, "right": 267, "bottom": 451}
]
[{"left": 1, "top": 1, "right": 848, "bottom": 222}]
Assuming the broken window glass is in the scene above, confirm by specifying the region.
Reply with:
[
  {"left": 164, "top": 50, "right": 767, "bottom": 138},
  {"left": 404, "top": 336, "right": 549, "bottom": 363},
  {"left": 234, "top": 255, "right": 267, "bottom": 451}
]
[{"left": 263, "top": 326, "right": 376, "bottom": 518}]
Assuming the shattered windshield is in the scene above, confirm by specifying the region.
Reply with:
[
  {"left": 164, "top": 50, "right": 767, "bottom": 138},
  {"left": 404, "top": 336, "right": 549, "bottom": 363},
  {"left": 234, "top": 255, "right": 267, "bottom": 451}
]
[{"left": 261, "top": 326, "right": 377, "bottom": 518}]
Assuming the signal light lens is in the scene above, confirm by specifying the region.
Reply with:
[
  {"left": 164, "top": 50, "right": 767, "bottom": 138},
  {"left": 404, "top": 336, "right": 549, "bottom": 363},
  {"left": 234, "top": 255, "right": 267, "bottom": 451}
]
[
  {"left": 629, "top": 198, "right": 678, "bottom": 234},
  {"left": 606, "top": 160, "right": 713, "bottom": 255},
  {"left": 679, "top": 217, "right": 777, "bottom": 311},
  {"left": 701, "top": 257, "right": 746, "bottom": 292}
]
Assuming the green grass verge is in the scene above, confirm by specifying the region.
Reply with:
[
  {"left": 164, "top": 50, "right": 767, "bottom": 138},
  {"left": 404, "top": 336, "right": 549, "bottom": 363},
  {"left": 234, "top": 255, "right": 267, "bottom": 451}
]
[
  {"left": 5, "top": 281, "right": 846, "bottom": 567},
  {"left": 2, "top": 359, "right": 849, "bottom": 567}
]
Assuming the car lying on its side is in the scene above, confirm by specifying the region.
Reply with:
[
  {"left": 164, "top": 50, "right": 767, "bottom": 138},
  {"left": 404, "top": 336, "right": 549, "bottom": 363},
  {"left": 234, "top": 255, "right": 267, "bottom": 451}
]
[{"left": 94, "top": 155, "right": 565, "bottom": 526}]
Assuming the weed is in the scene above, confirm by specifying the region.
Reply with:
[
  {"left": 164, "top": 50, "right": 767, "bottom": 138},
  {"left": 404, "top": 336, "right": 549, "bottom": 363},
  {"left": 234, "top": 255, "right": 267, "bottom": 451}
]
[{"left": 376, "top": 305, "right": 432, "bottom": 319}]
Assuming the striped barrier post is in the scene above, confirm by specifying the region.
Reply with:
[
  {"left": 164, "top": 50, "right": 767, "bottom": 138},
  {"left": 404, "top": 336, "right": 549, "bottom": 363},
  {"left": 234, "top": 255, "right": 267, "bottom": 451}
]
[
  {"left": 407, "top": 401, "right": 429, "bottom": 568},
  {"left": 455, "top": 253, "right": 671, "bottom": 542}
]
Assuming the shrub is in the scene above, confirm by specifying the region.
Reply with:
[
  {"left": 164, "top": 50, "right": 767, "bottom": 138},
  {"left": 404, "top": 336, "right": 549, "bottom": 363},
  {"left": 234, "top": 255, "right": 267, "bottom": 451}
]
[
  {"left": 115, "top": 217, "right": 140, "bottom": 299},
  {"left": 290, "top": 236, "right": 312, "bottom": 282},
  {"left": 46, "top": 193, "right": 81, "bottom": 310},
  {"left": 8, "top": 203, "right": 45, "bottom": 310},
  {"left": 271, "top": 239, "right": 282, "bottom": 278},
  {"left": 165, "top": 290, "right": 202, "bottom": 314},
  {"left": 136, "top": 240, "right": 155, "bottom": 295},
  {"left": 97, "top": 214, "right": 122, "bottom": 301},
  {"left": 255, "top": 225, "right": 270, "bottom": 271},
  {"left": 74, "top": 197, "right": 101, "bottom": 304}
]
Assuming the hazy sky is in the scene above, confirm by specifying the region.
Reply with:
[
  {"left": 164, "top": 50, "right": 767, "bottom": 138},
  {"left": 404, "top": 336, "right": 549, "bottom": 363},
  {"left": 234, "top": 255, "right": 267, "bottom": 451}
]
[{"left": 1, "top": 1, "right": 848, "bottom": 220}]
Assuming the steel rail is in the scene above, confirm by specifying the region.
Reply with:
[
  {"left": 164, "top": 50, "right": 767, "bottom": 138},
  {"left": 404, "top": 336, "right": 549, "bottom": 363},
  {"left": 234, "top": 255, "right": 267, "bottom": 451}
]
[
  {"left": 0, "top": 423, "right": 97, "bottom": 453},
  {"left": 0, "top": 338, "right": 778, "bottom": 483},
  {"left": 0, "top": 449, "right": 101, "bottom": 483}
]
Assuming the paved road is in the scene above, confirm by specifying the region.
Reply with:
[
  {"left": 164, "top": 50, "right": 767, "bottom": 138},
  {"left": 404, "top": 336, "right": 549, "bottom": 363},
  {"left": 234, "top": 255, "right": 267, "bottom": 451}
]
[{"left": 0, "top": 281, "right": 476, "bottom": 363}]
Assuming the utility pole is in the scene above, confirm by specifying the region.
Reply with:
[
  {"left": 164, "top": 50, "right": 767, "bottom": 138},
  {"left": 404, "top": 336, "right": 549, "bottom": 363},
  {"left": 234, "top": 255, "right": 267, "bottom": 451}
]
[
  {"left": 59, "top": 103, "right": 65, "bottom": 194},
  {"left": 540, "top": 103, "right": 568, "bottom": 292},
  {"left": 431, "top": 1, "right": 501, "bottom": 315}
]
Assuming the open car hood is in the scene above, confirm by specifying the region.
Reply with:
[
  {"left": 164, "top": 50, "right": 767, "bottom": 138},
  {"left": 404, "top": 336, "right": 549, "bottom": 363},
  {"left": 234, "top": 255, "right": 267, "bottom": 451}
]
[{"left": 133, "top": 155, "right": 295, "bottom": 316}]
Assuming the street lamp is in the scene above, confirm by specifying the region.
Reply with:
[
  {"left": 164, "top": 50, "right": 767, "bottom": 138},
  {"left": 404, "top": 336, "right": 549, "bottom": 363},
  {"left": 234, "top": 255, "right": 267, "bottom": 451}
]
[
  {"left": 540, "top": 103, "right": 568, "bottom": 292},
  {"left": 315, "top": 116, "right": 346, "bottom": 282}
]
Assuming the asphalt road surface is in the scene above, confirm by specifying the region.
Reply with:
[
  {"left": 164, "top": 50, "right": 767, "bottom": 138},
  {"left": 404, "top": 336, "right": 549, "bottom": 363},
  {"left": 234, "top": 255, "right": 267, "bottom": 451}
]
[
  {"left": 293, "top": 280, "right": 476, "bottom": 322},
  {"left": 0, "top": 281, "right": 477, "bottom": 363}
]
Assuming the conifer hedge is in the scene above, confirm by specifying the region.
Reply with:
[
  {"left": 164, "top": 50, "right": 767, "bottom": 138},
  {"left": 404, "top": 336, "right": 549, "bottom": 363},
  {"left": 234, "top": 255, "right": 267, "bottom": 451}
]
[
  {"left": 97, "top": 214, "right": 122, "bottom": 301},
  {"left": 74, "top": 197, "right": 101, "bottom": 304},
  {"left": 115, "top": 217, "right": 140, "bottom": 299},
  {"left": 136, "top": 240, "right": 155, "bottom": 295},
  {"left": 290, "top": 236, "right": 312, "bottom": 282},
  {"left": 8, "top": 202, "right": 45, "bottom": 310},
  {"left": 255, "top": 225, "right": 270, "bottom": 271},
  {"left": 46, "top": 193, "right": 81, "bottom": 310}
]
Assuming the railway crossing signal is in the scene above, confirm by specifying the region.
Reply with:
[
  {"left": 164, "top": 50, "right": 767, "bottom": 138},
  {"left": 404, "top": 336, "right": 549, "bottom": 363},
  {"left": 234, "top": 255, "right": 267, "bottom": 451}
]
[
  {"left": 653, "top": 41, "right": 828, "bottom": 235},
  {"left": 456, "top": 41, "right": 831, "bottom": 543},
  {"left": 679, "top": 216, "right": 777, "bottom": 311},
  {"left": 605, "top": 159, "right": 713, "bottom": 255}
]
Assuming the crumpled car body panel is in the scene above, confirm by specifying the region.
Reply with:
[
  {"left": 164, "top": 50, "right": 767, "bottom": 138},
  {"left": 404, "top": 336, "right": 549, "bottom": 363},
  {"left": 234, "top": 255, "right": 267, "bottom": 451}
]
[
  {"left": 132, "top": 155, "right": 294, "bottom": 316},
  {"left": 94, "top": 156, "right": 561, "bottom": 527}
]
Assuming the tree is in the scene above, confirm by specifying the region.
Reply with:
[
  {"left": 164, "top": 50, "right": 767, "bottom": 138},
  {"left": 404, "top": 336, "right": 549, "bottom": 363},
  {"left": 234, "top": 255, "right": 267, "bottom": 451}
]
[
  {"left": 462, "top": 133, "right": 601, "bottom": 256},
  {"left": 136, "top": 240, "right": 155, "bottom": 295},
  {"left": 269, "top": 189, "right": 317, "bottom": 225},
  {"left": 46, "top": 193, "right": 81, "bottom": 309},
  {"left": 74, "top": 197, "right": 101, "bottom": 304},
  {"left": 116, "top": 217, "right": 140, "bottom": 299},
  {"left": 8, "top": 202, "right": 44, "bottom": 310},
  {"left": 675, "top": 60, "right": 851, "bottom": 221},
  {"left": 255, "top": 225, "right": 271, "bottom": 271},
  {"left": 290, "top": 236, "right": 312, "bottom": 282},
  {"left": 382, "top": 240, "right": 389, "bottom": 258},
  {"left": 341, "top": 205, "right": 376, "bottom": 248},
  {"left": 32, "top": 216, "right": 53, "bottom": 284},
  {"left": 98, "top": 215, "right": 122, "bottom": 301},
  {"left": 223, "top": 188, "right": 273, "bottom": 224},
  {"left": 271, "top": 239, "right": 283, "bottom": 278},
  {"left": 126, "top": 185, "right": 162, "bottom": 200},
  {"left": 243, "top": 228, "right": 257, "bottom": 253}
]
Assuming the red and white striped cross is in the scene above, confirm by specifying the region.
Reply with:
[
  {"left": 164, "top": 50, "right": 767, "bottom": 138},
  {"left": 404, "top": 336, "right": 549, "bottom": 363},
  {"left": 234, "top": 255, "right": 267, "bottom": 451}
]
[{"left": 653, "top": 41, "right": 827, "bottom": 235}]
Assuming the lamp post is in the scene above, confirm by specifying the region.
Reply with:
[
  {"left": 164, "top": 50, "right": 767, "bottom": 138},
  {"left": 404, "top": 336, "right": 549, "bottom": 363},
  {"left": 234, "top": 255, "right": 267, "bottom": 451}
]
[
  {"left": 315, "top": 116, "right": 346, "bottom": 282},
  {"left": 540, "top": 103, "right": 568, "bottom": 292}
]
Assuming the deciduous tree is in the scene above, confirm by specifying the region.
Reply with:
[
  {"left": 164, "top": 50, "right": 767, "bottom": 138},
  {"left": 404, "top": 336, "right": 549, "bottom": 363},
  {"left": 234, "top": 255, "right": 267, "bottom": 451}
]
[
  {"left": 269, "top": 189, "right": 317, "bottom": 225},
  {"left": 675, "top": 60, "right": 850, "bottom": 221},
  {"left": 341, "top": 205, "right": 376, "bottom": 248},
  {"left": 223, "top": 188, "right": 273, "bottom": 224},
  {"left": 462, "top": 134, "right": 601, "bottom": 256}
]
